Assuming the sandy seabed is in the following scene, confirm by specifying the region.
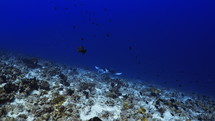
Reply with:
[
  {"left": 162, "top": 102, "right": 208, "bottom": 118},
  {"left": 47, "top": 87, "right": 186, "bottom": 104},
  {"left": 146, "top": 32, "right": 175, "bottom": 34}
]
[{"left": 0, "top": 51, "right": 214, "bottom": 121}]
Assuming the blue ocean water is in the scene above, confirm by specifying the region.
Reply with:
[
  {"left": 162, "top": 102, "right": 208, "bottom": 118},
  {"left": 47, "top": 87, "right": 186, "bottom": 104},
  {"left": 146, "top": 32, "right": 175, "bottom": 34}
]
[{"left": 0, "top": 0, "right": 215, "bottom": 97}]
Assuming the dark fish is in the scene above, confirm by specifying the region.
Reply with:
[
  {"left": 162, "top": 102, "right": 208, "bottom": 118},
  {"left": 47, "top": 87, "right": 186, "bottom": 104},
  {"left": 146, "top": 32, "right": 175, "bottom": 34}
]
[
  {"left": 64, "top": 8, "right": 69, "bottom": 10},
  {"left": 177, "top": 70, "right": 185, "bottom": 73},
  {"left": 128, "top": 46, "right": 132, "bottom": 50},
  {"left": 73, "top": 25, "right": 76, "bottom": 29},
  {"left": 106, "top": 33, "right": 110, "bottom": 38},
  {"left": 53, "top": 6, "right": 58, "bottom": 10},
  {"left": 80, "top": 37, "right": 84, "bottom": 41},
  {"left": 104, "top": 8, "right": 108, "bottom": 11},
  {"left": 156, "top": 74, "right": 161, "bottom": 77},
  {"left": 77, "top": 46, "right": 87, "bottom": 55},
  {"left": 178, "top": 84, "right": 182, "bottom": 88}
]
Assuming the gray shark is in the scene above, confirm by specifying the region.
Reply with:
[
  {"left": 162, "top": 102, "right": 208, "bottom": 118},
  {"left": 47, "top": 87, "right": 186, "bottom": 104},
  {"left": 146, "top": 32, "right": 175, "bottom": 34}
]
[{"left": 95, "top": 66, "right": 122, "bottom": 76}]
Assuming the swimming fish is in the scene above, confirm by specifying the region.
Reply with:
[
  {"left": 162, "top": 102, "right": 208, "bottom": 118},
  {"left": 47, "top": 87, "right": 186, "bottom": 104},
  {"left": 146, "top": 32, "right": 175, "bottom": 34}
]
[
  {"left": 95, "top": 66, "right": 122, "bottom": 76},
  {"left": 77, "top": 46, "right": 87, "bottom": 55}
]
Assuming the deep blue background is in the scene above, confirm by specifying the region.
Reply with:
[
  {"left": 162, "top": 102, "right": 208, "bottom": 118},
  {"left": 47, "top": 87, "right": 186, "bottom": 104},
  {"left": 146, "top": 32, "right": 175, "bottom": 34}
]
[{"left": 0, "top": 0, "right": 215, "bottom": 97}]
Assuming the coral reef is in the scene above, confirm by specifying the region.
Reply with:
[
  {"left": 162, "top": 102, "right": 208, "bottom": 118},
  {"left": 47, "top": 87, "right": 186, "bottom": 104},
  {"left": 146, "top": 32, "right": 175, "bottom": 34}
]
[{"left": 0, "top": 51, "right": 214, "bottom": 121}]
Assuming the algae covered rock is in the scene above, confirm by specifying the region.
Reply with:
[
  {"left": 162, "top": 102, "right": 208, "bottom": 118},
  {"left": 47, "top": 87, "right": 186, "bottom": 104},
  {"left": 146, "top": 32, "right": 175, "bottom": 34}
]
[
  {"left": 150, "top": 88, "right": 160, "bottom": 97},
  {"left": 0, "top": 75, "right": 7, "bottom": 84},
  {"left": 39, "top": 81, "right": 50, "bottom": 90},
  {"left": 139, "top": 107, "right": 146, "bottom": 114},
  {"left": 3, "top": 83, "right": 19, "bottom": 93},
  {"left": 52, "top": 95, "right": 66, "bottom": 106},
  {"left": 0, "top": 107, "right": 7, "bottom": 117},
  {"left": 22, "top": 58, "right": 40, "bottom": 69},
  {"left": 79, "top": 82, "right": 96, "bottom": 91},
  {"left": 0, "top": 88, "right": 15, "bottom": 104}
]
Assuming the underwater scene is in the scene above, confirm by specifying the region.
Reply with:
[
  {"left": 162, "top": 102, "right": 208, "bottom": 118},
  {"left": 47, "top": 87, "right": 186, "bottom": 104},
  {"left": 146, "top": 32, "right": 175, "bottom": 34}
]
[{"left": 0, "top": 0, "right": 215, "bottom": 120}]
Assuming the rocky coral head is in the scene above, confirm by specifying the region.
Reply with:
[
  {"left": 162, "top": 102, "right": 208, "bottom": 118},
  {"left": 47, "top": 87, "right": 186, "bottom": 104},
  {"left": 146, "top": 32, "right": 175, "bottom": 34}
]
[
  {"left": 88, "top": 117, "right": 102, "bottom": 121},
  {"left": 52, "top": 95, "right": 66, "bottom": 106},
  {"left": 22, "top": 58, "right": 41, "bottom": 69},
  {"left": 0, "top": 76, "right": 7, "bottom": 84},
  {"left": 3, "top": 83, "right": 19, "bottom": 93}
]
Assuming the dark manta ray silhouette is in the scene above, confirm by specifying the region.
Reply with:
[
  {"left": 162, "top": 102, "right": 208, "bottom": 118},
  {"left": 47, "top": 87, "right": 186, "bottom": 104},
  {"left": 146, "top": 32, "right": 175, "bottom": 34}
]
[{"left": 77, "top": 46, "right": 87, "bottom": 55}]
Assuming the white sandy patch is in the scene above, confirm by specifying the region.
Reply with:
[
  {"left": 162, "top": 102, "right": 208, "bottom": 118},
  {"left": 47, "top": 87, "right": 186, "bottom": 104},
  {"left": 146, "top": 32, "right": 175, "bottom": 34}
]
[
  {"left": 7, "top": 110, "right": 33, "bottom": 120},
  {"left": 24, "top": 69, "right": 40, "bottom": 78},
  {"left": 41, "top": 90, "right": 52, "bottom": 99},
  {"left": 95, "top": 88, "right": 103, "bottom": 94},
  {"left": 163, "top": 110, "right": 179, "bottom": 120},
  {"left": 26, "top": 114, "right": 35, "bottom": 121},
  {"left": 80, "top": 102, "right": 121, "bottom": 120},
  {"left": 182, "top": 96, "right": 193, "bottom": 103},
  {"left": 152, "top": 109, "right": 180, "bottom": 120},
  {"left": 11, "top": 98, "right": 25, "bottom": 105},
  {"left": 0, "top": 83, "right": 6, "bottom": 88},
  {"left": 31, "top": 90, "right": 40, "bottom": 95},
  {"left": 62, "top": 98, "right": 70, "bottom": 107}
]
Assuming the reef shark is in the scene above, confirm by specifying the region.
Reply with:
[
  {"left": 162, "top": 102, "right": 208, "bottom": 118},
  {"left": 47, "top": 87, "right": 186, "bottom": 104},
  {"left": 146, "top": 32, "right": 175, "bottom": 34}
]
[{"left": 95, "top": 66, "right": 122, "bottom": 76}]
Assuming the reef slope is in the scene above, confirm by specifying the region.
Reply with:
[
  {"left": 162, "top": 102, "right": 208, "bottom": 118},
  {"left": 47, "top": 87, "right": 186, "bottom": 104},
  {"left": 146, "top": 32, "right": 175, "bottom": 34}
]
[{"left": 0, "top": 51, "right": 214, "bottom": 121}]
